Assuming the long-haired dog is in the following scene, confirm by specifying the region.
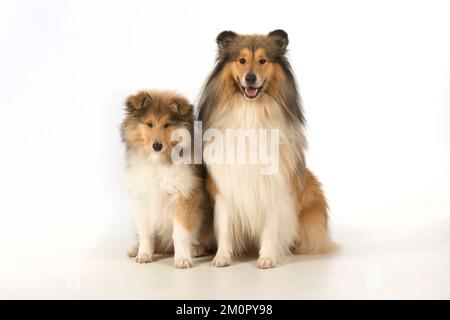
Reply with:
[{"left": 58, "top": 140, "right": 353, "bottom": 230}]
[
  {"left": 198, "top": 30, "right": 337, "bottom": 268},
  {"left": 121, "top": 91, "right": 214, "bottom": 268}
]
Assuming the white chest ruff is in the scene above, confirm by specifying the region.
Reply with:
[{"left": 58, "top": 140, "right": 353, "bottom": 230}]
[
  {"left": 206, "top": 100, "right": 301, "bottom": 249},
  {"left": 125, "top": 157, "right": 197, "bottom": 242},
  {"left": 126, "top": 159, "right": 196, "bottom": 200},
  {"left": 210, "top": 163, "right": 291, "bottom": 235}
]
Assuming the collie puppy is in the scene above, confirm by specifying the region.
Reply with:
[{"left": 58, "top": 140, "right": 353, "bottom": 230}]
[
  {"left": 198, "top": 30, "right": 337, "bottom": 268},
  {"left": 121, "top": 91, "right": 214, "bottom": 268}
]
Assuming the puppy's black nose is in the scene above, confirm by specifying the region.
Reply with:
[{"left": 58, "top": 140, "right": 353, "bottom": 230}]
[
  {"left": 245, "top": 73, "right": 257, "bottom": 85},
  {"left": 152, "top": 142, "right": 163, "bottom": 152}
]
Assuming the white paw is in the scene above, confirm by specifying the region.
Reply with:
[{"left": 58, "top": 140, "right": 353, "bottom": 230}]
[
  {"left": 257, "top": 257, "right": 277, "bottom": 269},
  {"left": 175, "top": 257, "right": 193, "bottom": 269},
  {"left": 212, "top": 254, "right": 232, "bottom": 267},
  {"left": 135, "top": 253, "right": 153, "bottom": 263},
  {"left": 127, "top": 245, "right": 138, "bottom": 258}
]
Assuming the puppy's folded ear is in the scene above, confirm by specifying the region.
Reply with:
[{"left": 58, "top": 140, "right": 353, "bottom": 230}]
[
  {"left": 169, "top": 98, "right": 194, "bottom": 117},
  {"left": 125, "top": 92, "right": 152, "bottom": 112},
  {"left": 268, "top": 29, "right": 289, "bottom": 52},
  {"left": 216, "top": 30, "right": 237, "bottom": 50}
]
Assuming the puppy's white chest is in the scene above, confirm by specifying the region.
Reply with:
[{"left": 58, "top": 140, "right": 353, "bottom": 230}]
[
  {"left": 125, "top": 160, "right": 195, "bottom": 200},
  {"left": 125, "top": 160, "right": 196, "bottom": 245},
  {"left": 153, "top": 165, "right": 196, "bottom": 198}
]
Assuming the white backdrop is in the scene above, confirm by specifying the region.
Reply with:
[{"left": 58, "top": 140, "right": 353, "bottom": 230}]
[{"left": 0, "top": 0, "right": 449, "bottom": 299}]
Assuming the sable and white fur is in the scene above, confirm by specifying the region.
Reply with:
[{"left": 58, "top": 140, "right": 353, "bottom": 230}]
[
  {"left": 122, "top": 91, "right": 214, "bottom": 268},
  {"left": 198, "top": 30, "right": 337, "bottom": 268}
]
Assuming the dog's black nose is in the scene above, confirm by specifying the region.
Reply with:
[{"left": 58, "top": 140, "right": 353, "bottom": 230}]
[
  {"left": 152, "top": 142, "right": 163, "bottom": 152},
  {"left": 245, "top": 73, "right": 257, "bottom": 85}
]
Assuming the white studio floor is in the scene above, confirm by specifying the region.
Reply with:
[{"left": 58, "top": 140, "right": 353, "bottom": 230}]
[{"left": 1, "top": 214, "right": 449, "bottom": 300}]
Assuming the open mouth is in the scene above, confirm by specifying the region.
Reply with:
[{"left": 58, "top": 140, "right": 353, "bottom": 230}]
[{"left": 241, "top": 84, "right": 264, "bottom": 99}]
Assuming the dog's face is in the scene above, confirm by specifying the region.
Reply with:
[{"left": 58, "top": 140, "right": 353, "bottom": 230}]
[
  {"left": 122, "top": 91, "right": 193, "bottom": 160},
  {"left": 216, "top": 30, "right": 289, "bottom": 100},
  {"left": 231, "top": 47, "right": 272, "bottom": 99}
]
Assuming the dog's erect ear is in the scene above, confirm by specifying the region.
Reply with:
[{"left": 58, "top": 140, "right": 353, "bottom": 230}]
[
  {"left": 216, "top": 30, "right": 237, "bottom": 49},
  {"left": 126, "top": 92, "right": 152, "bottom": 112},
  {"left": 268, "top": 29, "right": 289, "bottom": 51},
  {"left": 169, "top": 98, "right": 193, "bottom": 117}
]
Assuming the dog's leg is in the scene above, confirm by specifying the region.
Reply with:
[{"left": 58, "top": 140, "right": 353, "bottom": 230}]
[
  {"left": 172, "top": 197, "right": 202, "bottom": 268},
  {"left": 258, "top": 191, "right": 298, "bottom": 269},
  {"left": 172, "top": 219, "right": 194, "bottom": 268},
  {"left": 258, "top": 215, "right": 280, "bottom": 269},
  {"left": 132, "top": 199, "right": 155, "bottom": 263},
  {"left": 212, "top": 195, "right": 233, "bottom": 267}
]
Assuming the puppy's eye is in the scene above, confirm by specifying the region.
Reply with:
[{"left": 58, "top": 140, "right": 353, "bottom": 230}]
[
  {"left": 164, "top": 124, "right": 170, "bottom": 129},
  {"left": 147, "top": 123, "right": 153, "bottom": 128},
  {"left": 259, "top": 59, "right": 266, "bottom": 64},
  {"left": 239, "top": 58, "right": 246, "bottom": 64}
]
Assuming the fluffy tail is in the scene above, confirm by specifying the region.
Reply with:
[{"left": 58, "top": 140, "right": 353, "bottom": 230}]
[{"left": 294, "top": 169, "right": 339, "bottom": 254}]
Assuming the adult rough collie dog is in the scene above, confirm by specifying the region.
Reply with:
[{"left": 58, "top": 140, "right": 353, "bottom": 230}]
[
  {"left": 122, "top": 91, "right": 214, "bottom": 268},
  {"left": 198, "top": 30, "right": 337, "bottom": 268}
]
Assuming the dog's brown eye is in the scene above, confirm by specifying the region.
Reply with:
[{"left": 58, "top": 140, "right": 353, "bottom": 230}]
[
  {"left": 239, "top": 58, "right": 246, "bottom": 64},
  {"left": 259, "top": 59, "right": 266, "bottom": 64},
  {"left": 147, "top": 123, "right": 153, "bottom": 128},
  {"left": 164, "top": 124, "right": 170, "bottom": 129}
]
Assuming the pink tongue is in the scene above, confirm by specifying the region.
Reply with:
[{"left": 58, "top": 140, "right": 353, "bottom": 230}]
[{"left": 245, "top": 87, "right": 258, "bottom": 97}]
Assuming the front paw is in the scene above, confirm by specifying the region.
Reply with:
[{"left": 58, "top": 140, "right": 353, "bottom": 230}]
[
  {"left": 257, "top": 257, "right": 277, "bottom": 269},
  {"left": 212, "top": 254, "right": 232, "bottom": 267},
  {"left": 135, "top": 252, "right": 153, "bottom": 263},
  {"left": 127, "top": 244, "right": 139, "bottom": 258},
  {"left": 175, "top": 257, "right": 193, "bottom": 269}
]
